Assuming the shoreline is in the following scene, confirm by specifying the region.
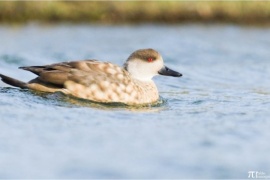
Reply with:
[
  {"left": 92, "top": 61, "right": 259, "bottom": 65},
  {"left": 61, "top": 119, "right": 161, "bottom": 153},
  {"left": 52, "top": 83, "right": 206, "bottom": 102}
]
[{"left": 0, "top": 2, "right": 270, "bottom": 25}]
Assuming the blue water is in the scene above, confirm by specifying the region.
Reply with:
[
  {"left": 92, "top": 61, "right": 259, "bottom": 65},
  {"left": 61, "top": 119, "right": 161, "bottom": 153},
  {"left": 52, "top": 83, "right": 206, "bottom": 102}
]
[{"left": 0, "top": 23, "right": 270, "bottom": 178}]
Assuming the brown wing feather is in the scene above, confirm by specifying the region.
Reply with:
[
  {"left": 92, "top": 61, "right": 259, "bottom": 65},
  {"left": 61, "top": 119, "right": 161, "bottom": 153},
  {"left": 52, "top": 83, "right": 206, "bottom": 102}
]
[
  {"left": 38, "top": 70, "right": 69, "bottom": 85},
  {"left": 62, "top": 61, "right": 137, "bottom": 103},
  {"left": 20, "top": 59, "right": 129, "bottom": 87},
  {"left": 67, "top": 60, "right": 130, "bottom": 86}
]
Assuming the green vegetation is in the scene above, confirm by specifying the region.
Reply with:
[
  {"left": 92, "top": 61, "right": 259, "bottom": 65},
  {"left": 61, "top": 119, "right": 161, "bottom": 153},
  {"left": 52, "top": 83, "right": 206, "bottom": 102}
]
[{"left": 0, "top": 1, "right": 270, "bottom": 24}]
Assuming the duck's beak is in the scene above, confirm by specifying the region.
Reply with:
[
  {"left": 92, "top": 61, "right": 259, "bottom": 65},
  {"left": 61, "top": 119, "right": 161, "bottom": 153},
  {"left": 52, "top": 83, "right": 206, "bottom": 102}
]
[{"left": 158, "top": 66, "right": 182, "bottom": 77}]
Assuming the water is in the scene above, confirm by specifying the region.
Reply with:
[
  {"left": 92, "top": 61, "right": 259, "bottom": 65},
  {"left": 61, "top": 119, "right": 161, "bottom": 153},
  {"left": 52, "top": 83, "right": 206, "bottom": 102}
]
[{"left": 0, "top": 23, "right": 270, "bottom": 178}]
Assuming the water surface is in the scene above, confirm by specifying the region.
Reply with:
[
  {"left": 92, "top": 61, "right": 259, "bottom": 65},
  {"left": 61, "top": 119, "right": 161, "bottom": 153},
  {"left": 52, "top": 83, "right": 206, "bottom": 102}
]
[{"left": 0, "top": 23, "right": 270, "bottom": 178}]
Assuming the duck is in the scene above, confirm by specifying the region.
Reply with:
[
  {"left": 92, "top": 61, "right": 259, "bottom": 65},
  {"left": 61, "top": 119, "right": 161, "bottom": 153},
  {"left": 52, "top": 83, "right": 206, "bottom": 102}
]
[{"left": 0, "top": 48, "right": 182, "bottom": 105}]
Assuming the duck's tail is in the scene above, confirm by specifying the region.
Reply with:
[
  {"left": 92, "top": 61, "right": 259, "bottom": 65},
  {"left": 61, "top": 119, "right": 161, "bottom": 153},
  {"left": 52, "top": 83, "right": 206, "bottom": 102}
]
[{"left": 0, "top": 74, "right": 28, "bottom": 89}]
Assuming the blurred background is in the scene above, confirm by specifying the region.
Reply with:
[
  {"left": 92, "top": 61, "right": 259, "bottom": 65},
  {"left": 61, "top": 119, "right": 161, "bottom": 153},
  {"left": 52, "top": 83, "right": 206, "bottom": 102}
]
[{"left": 0, "top": 1, "right": 270, "bottom": 24}]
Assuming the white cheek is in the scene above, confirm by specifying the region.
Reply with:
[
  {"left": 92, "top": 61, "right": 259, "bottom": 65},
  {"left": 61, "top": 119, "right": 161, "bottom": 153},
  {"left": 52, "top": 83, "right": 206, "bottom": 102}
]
[
  {"left": 127, "top": 58, "right": 164, "bottom": 81},
  {"left": 151, "top": 59, "right": 164, "bottom": 73}
]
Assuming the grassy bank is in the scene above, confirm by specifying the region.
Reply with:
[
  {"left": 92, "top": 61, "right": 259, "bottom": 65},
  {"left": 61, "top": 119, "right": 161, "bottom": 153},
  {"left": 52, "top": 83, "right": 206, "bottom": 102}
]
[{"left": 0, "top": 1, "right": 270, "bottom": 24}]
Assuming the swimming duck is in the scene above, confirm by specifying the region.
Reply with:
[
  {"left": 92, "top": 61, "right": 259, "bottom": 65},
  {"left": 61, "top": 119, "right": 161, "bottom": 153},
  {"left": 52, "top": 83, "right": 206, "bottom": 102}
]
[{"left": 0, "top": 49, "right": 182, "bottom": 105}]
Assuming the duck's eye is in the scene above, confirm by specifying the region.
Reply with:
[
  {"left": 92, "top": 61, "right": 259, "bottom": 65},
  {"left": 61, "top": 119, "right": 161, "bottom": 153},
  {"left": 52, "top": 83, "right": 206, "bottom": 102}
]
[{"left": 147, "top": 58, "right": 153, "bottom": 62}]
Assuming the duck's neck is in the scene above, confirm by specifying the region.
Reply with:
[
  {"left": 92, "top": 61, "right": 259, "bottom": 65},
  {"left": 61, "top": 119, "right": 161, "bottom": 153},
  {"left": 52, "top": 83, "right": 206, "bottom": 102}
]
[{"left": 133, "top": 79, "right": 159, "bottom": 104}]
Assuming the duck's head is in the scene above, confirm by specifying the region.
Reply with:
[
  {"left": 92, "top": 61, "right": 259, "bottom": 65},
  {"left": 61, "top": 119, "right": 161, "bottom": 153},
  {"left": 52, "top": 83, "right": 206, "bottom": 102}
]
[{"left": 124, "top": 48, "right": 182, "bottom": 81}]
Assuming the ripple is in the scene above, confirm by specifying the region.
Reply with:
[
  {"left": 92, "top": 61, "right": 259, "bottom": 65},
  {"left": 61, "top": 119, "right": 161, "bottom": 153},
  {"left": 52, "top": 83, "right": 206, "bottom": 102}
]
[
  {"left": 0, "top": 54, "right": 26, "bottom": 66},
  {"left": 10, "top": 90, "right": 167, "bottom": 112},
  {"left": 191, "top": 100, "right": 205, "bottom": 105}
]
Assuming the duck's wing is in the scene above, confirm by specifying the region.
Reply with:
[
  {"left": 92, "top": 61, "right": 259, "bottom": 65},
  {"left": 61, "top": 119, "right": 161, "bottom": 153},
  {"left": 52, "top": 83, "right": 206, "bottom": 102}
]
[
  {"left": 61, "top": 60, "right": 136, "bottom": 103},
  {"left": 20, "top": 60, "right": 136, "bottom": 102},
  {"left": 20, "top": 62, "right": 72, "bottom": 86},
  {"left": 20, "top": 60, "right": 128, "bottom": 86}
]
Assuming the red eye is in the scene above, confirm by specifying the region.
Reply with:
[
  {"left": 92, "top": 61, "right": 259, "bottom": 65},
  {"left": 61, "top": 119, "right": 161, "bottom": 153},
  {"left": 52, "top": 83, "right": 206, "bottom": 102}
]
[{"left": 147, "top": 58, "right": 153, "bottom": 62}]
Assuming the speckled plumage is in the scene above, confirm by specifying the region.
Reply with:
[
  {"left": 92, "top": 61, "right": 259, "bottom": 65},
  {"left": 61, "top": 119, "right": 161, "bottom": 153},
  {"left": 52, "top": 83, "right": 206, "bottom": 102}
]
[{"left": 0, "top": 49, "right": 182, "bottom": 105}]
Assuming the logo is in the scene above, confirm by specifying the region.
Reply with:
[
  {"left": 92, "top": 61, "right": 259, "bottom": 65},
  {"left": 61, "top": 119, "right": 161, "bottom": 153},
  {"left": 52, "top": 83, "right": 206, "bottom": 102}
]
[{"left": 248, "top": 171, "right": 270, "bottom": 179}]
